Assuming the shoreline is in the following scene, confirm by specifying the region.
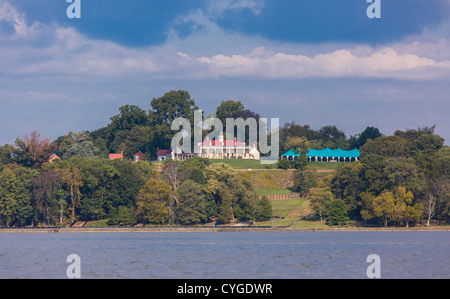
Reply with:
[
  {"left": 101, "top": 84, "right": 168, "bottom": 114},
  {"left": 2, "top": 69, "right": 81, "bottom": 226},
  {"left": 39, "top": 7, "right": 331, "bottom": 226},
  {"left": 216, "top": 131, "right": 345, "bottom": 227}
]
[{"left": 1, "top": 226, "right": 449, "bottom": 233}]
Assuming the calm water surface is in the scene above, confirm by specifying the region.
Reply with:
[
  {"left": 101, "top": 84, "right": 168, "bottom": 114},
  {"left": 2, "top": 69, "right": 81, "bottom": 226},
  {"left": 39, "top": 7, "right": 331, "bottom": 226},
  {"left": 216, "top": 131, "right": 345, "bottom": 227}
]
[{"left": 0, "top": 231, "right": 448, "bottom": 279}]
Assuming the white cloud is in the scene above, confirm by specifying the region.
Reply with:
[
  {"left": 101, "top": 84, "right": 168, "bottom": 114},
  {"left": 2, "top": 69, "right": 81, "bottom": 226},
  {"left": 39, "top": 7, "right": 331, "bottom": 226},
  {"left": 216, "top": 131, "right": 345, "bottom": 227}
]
[
  {"left": 0, "top": 0, "right": 449, "bottom": 81},
  {"left": 179, "top": 46, "right": 449, "bottom": 80},
  {"left": 206, "top": 0, "right": 265, "bottom": 16},
  {"left": 0, "top": 0, "right": 450, "bottom": 145},
  {"left": 0, "top": 0, "right": 42, "bottom": 38}
]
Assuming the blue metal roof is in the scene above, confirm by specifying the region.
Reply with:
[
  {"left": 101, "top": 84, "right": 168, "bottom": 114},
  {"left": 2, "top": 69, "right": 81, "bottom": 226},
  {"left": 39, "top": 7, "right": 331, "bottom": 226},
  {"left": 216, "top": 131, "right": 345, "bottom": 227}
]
[{"left": 282, "top": 148, "right": 360, "bottom": 158}]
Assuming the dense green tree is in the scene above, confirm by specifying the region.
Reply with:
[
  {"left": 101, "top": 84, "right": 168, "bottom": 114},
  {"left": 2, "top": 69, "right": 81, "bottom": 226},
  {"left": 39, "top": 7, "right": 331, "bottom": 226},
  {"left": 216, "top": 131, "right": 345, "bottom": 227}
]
[
  {"left": 62, "top": 164, "right": 84, "bottom": 223},
  {"left": 215, "top": 100, "right": 245, "bottom": 124},
  {"left": 277, "top": 158, "right": 291, "bottom": 170},
  {"left": 80, "top": 197, "right": 107, "bottom": 221},
  {"left": 110, "top": 159, "right": 149, "bottom": 208},
  {"left": 123, "top": 126, "right": 153, "bottom": 159},
  {"left": 0, "top": 167, "right": 34, "bottom": 227},
  {"left": 319, "top": 125, "right": 350, "bottom": 150},
  {"left": 361, "top": 186, "right": 420, "bottom": 227},
  {"left": 189, "top": 168, "right": 206, "bottom": 185},
  {"left": 107, "top": 105, "right": 148, "bottom": 144},
  {"left": 2, "top": 165, "right": 39, "bottom": 226},
  {"left": 0, "top": 144, "right": 13, "bottom": 165},
  {"left": 217, "top": 192, "right": 233, "bottom": 224},
  {"left": 136, "top": 178, "right": 171, "bottom": 225},
  {"left": 292, "top": 170, "right": 318, "bottom": 197},
  {"left": 320, "top": 125, "right": 346, "bottom": 141},
  {"left": 149, "top": 90, "right": 198, "bottom": 125},
  {"left": 279, "top": 122, "right": 322, "bottom": 145},
  {"left": 327, "top": 198, "right": 350, "bottom": 226},
  {"left": 148, "top": 90, "right": 199, "bottom": 157},
  {"left": 384, "top": 158, "right": 425, "bottom": 198},
  {"left": 255, "top": 196, "right": 273, "bottom": 222},
  {"left": 174, "top": 180, "right": 207, "bottom": 225},
  {"left": 310, "top": 188, "right": 334, "bottom": 222},
  {"left": 408, "top": 133, "right": 444, "bottom": 156},
  {"left": 350, "top": 126, "right": 383, "bottom": 149},
  {"left": 360, "top": 136, "right": 409, "bottom": 158},
  {"left": 32, "top": 170, "right": 65, "bottom": 226},
  {"left": 180, "top": 156, "right": 211, "bottom": 171},
  {"left": 394, "top": 125, "right": 437, "bottom": 141},
  {"left": 204, "top": 162, "right": 258, "bottom": 223},
  {"left": 107, "top": 206, "right": 136, "bottom": 226},
  {"left": 291, "top": 155, "right": 307, "bottom": 170},
  {"left": 78, "top": 159, "right": 120, "bottom": 220}
]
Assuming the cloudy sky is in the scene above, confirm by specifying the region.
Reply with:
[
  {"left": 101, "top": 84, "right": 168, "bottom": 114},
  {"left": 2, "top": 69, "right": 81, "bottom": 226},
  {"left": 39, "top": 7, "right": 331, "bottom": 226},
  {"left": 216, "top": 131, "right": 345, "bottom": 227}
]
[{"left": 1, "top": 0, "right": 450, "bottom": 145}]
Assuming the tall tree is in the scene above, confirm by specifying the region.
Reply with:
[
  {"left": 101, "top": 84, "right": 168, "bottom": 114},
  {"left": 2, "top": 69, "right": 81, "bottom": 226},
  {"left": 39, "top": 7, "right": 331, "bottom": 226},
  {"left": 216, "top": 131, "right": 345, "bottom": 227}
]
[
  {"left": 12, "top": 131, "right": 55, "bottom": 168},
  {"left": 204, "top": 162, "right": 257, "bottom": 223},
  {"left": 136, "top": 178, "right": 172, "bottom": 225},
  {"left": 78, "top": 159, "right": 120, "bottom": 220},
  {"left": 174, "top": 180, "right": 207, "bottom": 225},
  {"left": 149, "top": 90, "right": 198, "bottom": 125},
  {"left": 368, "top": 186, "right": 419, "bottom": 227},
  {"left": 0, "top": 168, "right": 28, "bottom": 227},
  {"left": 62, "top": 165, "right": 83, "bottom": 224},
  {"left": 327, "top": 198, "right": 350, "bottom": 226},
  {"left": 310, "top": 188, "right": 334, "bottom": 222},
  {"left": 106, "top": 105, "right": 149, "bottom": 147},
  {"left": 160, "top": 161, "right": 192, "bottom": 223},
  {"left": 2, "top": 165, "right": 39, "bottom": 226},
  {"left": 360, "top": 136, "right": 409, "bottom": 158},
  {"left": 148, "top": 90, "right": 198, "bottom": 154},
  {"left": 350, "top": 126, "right": 383, "bottom": 149},
  {"left": 32, "top": 170, "right": 65, "bottom": 226},
  {"left": 0, "top": 144, "right": 13, "bottom": 165},
  {"left": 215, "top": 100, "right": 245, "bottom": 124}
]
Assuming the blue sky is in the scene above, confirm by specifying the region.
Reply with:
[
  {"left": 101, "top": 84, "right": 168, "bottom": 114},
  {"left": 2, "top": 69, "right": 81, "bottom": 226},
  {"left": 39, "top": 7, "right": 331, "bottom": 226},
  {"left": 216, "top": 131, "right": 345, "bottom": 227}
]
[{"left": 1, "top": 0, "right": 450, "bottom": 145}]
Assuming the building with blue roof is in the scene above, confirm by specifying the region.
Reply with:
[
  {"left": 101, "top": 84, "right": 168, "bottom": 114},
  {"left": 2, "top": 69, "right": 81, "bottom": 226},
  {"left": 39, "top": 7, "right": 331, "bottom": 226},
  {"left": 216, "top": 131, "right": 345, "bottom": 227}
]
[{"left": 281, "top": 147, "right": 360, "bottom": 162}]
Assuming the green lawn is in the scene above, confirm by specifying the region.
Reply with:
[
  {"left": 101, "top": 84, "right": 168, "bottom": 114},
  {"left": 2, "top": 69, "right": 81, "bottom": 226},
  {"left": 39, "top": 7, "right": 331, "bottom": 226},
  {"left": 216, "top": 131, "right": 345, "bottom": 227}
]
[
  {"left": 304, "top": 161, "right": 342, "bottom": 170},
  {"left": 208, "top": 159, "right": 341, "bottom": 171},
  {"left": 254, "top": 198, "right": 308, "bottom": 227},
  {"left": 208, "top": 159, "right": 268, "bottom": 169},
  {"left": 253, "top": 198, "right": 337, "bottom": 228}
]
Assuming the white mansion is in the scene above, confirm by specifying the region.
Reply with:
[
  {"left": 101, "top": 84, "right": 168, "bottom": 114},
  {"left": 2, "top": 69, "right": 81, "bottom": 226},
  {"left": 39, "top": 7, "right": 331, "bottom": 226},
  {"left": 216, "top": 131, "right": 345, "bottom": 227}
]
[
  {"left": 157, "top": 133, "right": 260, "bottom": 161},
  {"left": 196, "top": 133, "right": 260, "bottom": 160}
]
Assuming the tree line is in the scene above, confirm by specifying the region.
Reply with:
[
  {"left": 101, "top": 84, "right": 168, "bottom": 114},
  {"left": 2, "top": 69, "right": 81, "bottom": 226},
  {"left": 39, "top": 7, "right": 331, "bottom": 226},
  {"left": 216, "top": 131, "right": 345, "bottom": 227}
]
[
  {"left": 0, "top": 90, "right": 276, "bottom": 227},
  {"left": 0, "top": 89, "right": 448, "bottom": 227},
  {"left": 0, "top": 154, "right": 272, "bottom": 227},
  {"left": 301, "top": 126, "right": 450, "bottom": 227}
]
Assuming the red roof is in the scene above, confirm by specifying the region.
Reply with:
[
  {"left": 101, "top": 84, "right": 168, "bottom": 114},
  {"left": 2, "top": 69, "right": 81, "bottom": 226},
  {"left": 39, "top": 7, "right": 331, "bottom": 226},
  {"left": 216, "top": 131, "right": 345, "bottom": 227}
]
[
  {"left": 134, "top": 151, "right": 145, "bottom": 158},
  {"left": 157, "top": 148, "right": 172, "bottom": 156},
  {"left": 198, "top": 139, "right": 246, "bottom": 147},
  {"left": 109, "top": 153, "right": 123, "bottom": 160}
]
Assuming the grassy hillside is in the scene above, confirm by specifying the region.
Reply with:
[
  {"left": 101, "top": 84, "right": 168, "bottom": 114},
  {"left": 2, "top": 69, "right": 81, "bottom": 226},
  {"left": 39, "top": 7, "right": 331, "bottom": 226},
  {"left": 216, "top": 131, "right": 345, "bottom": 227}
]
[
  {"left": 253, "top": 198, "right": 329, "bottom": 228},
  {"left": 208, "top": 159, "right": 342, "bottom": 171},
  {"left": 208, "top": 159, "right": 267, "bottom": 169}
]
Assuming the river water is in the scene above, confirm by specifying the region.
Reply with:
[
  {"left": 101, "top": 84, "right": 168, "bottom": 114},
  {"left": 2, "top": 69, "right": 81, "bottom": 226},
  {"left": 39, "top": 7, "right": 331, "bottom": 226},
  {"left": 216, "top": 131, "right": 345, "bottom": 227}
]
[{"left": 0, "top": 231, "right": 448, "bottom": 279}]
